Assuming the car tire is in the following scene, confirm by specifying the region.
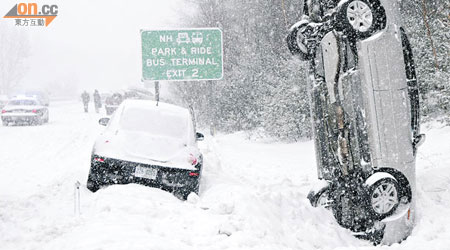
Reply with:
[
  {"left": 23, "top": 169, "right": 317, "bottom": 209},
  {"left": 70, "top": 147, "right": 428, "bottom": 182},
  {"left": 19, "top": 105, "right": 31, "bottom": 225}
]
[
  {"left": 36, "top": 117, "right": 44, "bottom": 125},
  {"left": 86, "top": 165, "right": 104, "bottom": 192},
  {"left": 287, "top": 21, "right": 315, "bottom": 61},
  {"left": 336, "top": 0, "right": 386, "bottom": 40},
  {"left": 191, "top": 179, "right": 200, "bottom": 195},
  {"left": 177, "top": 179, "right": 200, "bottom": 200},
  {"left": 308, "top": 186, "right": 333, "bottom": 209},
  {"left": 86, "top": 172, "right": 101, "bottom": 192},
  {"left": 2, "top": 119, "right": 8, "bottom": 126},
  {"left": 367, "top": 177, "right": 400, "bottom": 219}
]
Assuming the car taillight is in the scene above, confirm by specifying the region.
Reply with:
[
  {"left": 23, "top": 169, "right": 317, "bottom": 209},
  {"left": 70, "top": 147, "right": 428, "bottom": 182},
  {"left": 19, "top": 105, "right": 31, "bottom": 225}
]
[
  {"left": 1, "top": 110, "right": 6, "bottom": 114},
  {"left": 189, "top": 172, "right": 199, "bottom": 176},
  {"left": 94, "top": 157, "right": 105, "bottom": 163},
  {"left": 188, "top": 154, "right": 198, "bottom": 165},
  {"left": 32, "top": 109, "right": 37, "bottom": 113}
]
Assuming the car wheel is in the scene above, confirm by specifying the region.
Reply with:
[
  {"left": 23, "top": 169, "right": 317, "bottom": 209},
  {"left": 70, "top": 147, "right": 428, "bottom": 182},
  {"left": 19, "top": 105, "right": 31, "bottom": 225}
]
[
  {"left": 86, "top": 165, "right": 105, "bottom": 192},
  {"left": 177, "top": 179, "right": 200, "bottom": 200},
  {"left": 367, "top": 177, "right": 400, "bottom": 219},
  {"left": 316, "top": 189, "right": 333, "bottom": 208},
  {"left": 287, "top": 21, "right": 315, "bottom": 61},
  {"left": 86, "top": 172, "right": 100, "bottom": 192},
  {"left": 2, "top": 119, "right": 8, "bottom": 126},
  {"left": 191, "top": 179, "right": 200, "bottom": 195},
  {"left": 336, "top": 0, "right": 386, "bottom": 40},
  {"left": 36, "top": 117, "right": 44, "bottom": 125},
  {"left": 308, "top": 186, "right": 333, "bottom": 209}
]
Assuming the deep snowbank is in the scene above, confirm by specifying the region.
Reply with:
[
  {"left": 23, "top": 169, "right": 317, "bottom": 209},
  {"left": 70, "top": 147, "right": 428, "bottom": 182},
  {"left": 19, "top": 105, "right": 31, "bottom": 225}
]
[{"left": 0, "top": 102, "right": 449, "bottom": 250}]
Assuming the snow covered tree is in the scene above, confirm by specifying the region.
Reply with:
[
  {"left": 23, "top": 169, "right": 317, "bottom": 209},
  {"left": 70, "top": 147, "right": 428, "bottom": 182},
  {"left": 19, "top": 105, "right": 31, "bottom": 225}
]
[
  {"left": 172, "top": 0, "right": 312, "bottom": 139},
  {"left": 400, "top": 0, "right": 450, "bottom": 122},
  {"left": 0, "top": 23, "right": 30, "bottom": 95}
]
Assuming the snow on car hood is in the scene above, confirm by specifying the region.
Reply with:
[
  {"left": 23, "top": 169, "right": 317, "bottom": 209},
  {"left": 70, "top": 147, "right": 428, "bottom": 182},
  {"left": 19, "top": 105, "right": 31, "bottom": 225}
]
[{"left": 94, "top": 130, "right": 199, "bottom": 170}]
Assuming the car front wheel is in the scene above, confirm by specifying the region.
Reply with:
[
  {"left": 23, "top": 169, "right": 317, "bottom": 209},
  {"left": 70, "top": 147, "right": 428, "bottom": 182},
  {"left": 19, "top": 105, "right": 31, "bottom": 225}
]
[
  {"left": 308, "top": 186, "right": 333, "bottom": 209},
  {"left": 287, "top": 21, "right": 315, "bottom": 61}
]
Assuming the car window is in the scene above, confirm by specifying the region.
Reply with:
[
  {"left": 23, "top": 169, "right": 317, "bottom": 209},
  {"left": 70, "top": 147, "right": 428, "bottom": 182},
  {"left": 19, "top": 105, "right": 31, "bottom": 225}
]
[
  {"left": 8, "top": 100, "right": 37, "bottom": 106},
  {"left": 119, "top": 106, "right": 189, "bottom": 139}
]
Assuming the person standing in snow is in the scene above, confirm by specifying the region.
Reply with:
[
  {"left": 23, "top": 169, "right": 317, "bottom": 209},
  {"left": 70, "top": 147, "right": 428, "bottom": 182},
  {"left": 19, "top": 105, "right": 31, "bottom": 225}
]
[
  {"left": 81, "top": 91, "right": 90, "bottom": 113},
  {"left": 93, "top": 90, "right": 102, "bottom": 113}
]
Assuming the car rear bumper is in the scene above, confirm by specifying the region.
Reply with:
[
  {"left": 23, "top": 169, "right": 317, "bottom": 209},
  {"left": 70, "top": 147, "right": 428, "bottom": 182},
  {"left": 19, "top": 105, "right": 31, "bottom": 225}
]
[
  {"left": 351, "top": 203, "right": 414, "bottom": 244},
  {"left": 88, "top": 155, "right": 201, "bottom": 192}
]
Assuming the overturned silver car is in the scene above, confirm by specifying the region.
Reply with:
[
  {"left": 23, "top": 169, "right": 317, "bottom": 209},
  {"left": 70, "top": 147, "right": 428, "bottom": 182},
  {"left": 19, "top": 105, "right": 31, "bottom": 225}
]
[{"left": 287, "top": 0, "right": 424, "bottom": 244}]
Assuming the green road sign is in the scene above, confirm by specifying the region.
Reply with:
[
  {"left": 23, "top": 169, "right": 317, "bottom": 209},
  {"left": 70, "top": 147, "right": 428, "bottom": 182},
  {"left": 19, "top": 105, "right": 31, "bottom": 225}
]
[{"left": 141, "top": 28, "right": 223, "bottom": 81}]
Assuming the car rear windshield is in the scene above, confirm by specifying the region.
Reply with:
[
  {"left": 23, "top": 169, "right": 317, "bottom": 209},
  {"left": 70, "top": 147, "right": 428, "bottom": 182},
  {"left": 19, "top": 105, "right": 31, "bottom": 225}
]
[
  {"left": 8, "top": 100, "right": 37, "bottom": 106},
  {"left": 120, "top": 107, "right": 189, "bottom": 139}
]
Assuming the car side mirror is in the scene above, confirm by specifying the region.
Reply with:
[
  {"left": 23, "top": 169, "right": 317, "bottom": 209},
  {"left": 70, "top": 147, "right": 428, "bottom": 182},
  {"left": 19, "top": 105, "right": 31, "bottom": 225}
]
[
  {"left": 99, "top": 117, "right": 110, "bottom": 126},
  {"left": 196, "top": 132, "right": 204, "bottom": 141}
]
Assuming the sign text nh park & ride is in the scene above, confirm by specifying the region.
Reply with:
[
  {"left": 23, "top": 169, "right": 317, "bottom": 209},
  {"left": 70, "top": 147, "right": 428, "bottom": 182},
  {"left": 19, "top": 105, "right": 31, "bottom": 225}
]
[{"left": 141, "top": 28, "right": 223, "bottom": 81}]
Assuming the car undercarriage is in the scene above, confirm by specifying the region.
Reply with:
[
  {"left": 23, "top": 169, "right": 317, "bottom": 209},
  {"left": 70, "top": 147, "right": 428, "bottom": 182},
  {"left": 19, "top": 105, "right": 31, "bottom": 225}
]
[{"left": 287, "top": 0, "right": 424, "bottom": 244}]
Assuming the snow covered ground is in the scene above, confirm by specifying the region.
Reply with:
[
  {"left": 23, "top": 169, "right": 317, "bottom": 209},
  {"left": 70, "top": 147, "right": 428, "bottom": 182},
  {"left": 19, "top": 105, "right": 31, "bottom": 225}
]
[{"left": 0, "top": 101, "right": 449, "bottom": 250}]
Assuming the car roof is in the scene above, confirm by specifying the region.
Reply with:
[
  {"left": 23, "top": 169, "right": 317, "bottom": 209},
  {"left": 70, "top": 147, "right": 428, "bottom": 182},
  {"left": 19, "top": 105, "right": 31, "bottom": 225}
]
[
  {"left": 10, "top": 96, "right": 39, "bottom": 101},
  {"left": 121, "top": 99, "right": 190, "bottom": 116}
]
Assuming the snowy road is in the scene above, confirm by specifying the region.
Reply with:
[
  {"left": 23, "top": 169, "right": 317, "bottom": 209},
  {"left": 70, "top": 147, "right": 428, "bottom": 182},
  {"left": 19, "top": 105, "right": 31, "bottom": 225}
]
[{"left": 0, "top": 101, "right": 449, "bottom": 250}]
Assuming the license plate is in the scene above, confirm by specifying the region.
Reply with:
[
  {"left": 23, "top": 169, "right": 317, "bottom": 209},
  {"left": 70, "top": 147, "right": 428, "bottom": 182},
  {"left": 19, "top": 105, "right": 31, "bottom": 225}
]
[{"left": 134, "top": 166, "right": 157, "bottom": 180}]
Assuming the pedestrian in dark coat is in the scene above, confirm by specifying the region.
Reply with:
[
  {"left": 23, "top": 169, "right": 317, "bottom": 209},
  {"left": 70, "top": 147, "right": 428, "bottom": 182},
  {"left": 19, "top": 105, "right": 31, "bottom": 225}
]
[
  {"left": 93, "top": 90, "right": 102, "bottom": 113},
  {"left": 81, "top": 91, "right": 90, "bottom": 113}
]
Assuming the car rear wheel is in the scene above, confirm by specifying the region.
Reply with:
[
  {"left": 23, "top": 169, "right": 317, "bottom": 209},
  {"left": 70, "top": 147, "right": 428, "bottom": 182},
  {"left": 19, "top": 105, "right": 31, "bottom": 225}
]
[
  {"left": 87, "top": 166, "right": 104, "bottom": 192},
  {"left": 177, "top": 179, "right": 200, "bottom": 200},
  {"left": 368, "top": 177, "right": 400, "bottom": 219},
  {"left": 36, "top": 117, "right": 44, "bottom": 125},
  {"left": 87, "top": 173, "right": 100, "bottom": 192},
  {"left": 336, "top": 0, "right": 386, "bottom": 40},
  {"left": 2, "top": 120, "right": 8, "bottom": 126},
  {"left": 287, "top": 21, "right": 315, "bottom": 61}
]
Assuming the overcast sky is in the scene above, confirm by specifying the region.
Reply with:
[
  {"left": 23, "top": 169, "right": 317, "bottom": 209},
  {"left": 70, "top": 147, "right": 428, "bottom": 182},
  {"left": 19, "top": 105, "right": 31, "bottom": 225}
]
[{"left": 0, "top": 0, "right": 192, "bottom": 95}]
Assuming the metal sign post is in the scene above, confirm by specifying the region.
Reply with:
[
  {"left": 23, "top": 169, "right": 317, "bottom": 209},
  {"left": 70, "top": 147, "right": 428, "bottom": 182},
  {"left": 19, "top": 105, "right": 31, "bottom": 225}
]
[
  {"left": 155, "top": 81, "right": 160, "bottom": 105},
  {"left": 74, "top": 181, "right": 81, "bottom": 216}
]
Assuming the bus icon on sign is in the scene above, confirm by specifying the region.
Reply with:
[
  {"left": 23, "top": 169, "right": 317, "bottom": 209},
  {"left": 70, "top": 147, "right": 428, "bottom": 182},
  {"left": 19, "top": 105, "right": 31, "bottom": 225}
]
[
  {"left": 192, "top": 32, "right": 203, "bottom": 44},
  {"left": 177, "top": 33, "right": 190, "bottom": 44}
]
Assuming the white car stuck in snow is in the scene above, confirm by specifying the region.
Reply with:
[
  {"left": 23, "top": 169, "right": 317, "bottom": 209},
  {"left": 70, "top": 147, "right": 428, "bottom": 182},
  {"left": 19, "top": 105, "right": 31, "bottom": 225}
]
[
  {"left": 287, "top": 0, "right": 424, "bottom": 244},
  {"left": 87, "top": 100, "right": 204, "bottom": 199}
]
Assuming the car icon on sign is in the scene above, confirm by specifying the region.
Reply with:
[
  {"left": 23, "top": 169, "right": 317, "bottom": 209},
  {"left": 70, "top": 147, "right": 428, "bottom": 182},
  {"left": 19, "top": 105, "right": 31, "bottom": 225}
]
[{"left": 192, "top": 32, "right": 203, "bottom": 44}]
